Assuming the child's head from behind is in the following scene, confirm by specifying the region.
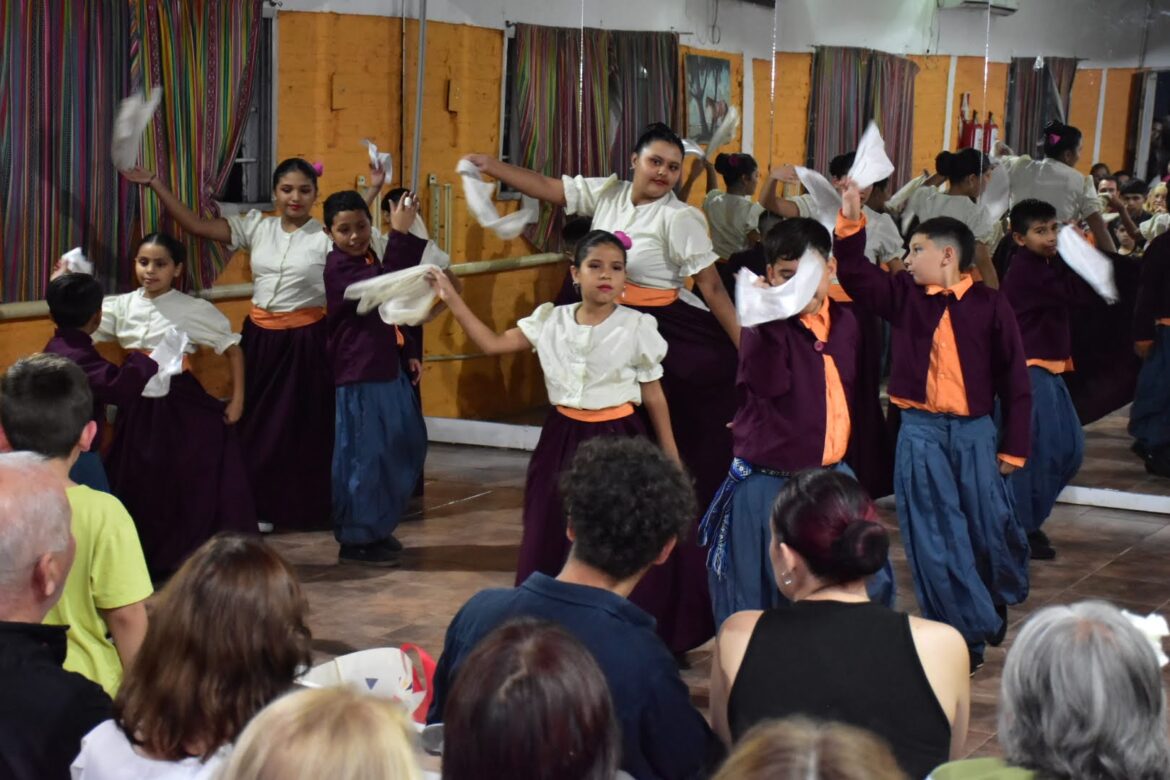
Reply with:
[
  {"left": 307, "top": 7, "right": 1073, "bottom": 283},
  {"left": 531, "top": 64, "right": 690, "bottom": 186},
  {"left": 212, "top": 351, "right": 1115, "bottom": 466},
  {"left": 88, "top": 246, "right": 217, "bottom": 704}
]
[
  {"left": 272, "top": 158, "right": 320, "bottom": 220},
  {"left": 714, "top": 153, "right": 760, "bottom": 193},
  {"left": 134, "top": 233, "right": 185, "bottom": 297},
  {"left": 761, "top": 218, "right": 834, "bottom": 315},
  {"left": 0, "top": 353, "right": 95, "bottom": 460},
  {"left": 47, "top": 273, "right": 103, "bottom": 332},
  {"left": 1010, "top": 199, "right": 1059, "bottom": 258},
  {"left": 935, "top": 148, "right": 993, "bottom": 195},
  {"left": 323, "top": 191, "right": 373, "bottom": 258},
  {"left": 906, "top": 217, "right": 974, "bottom": 287},
  {"left": 220, "top": 687, "right": 422, "bottom": 780},
  {"left": 570, "top": 230, "right": 627, "bottom": 308},
  {"left": 442, "top": 618, "right": 619, "bottom": 780},
  {"left": 115, "top": 533, "right": 312, "bottom": 761},
  {"left": 1042, "top": 120, "right": 1083, "bottom": 166}
]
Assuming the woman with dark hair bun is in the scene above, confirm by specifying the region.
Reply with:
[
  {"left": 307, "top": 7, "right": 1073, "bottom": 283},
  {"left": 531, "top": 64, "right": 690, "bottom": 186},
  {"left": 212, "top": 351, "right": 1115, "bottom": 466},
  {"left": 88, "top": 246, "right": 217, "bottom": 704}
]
[
  {"left": 709, "top": 470, "right": 970, "bottom": 780},
  {"left": 678, "top": 152, "right": 765, "bottom": 261}
]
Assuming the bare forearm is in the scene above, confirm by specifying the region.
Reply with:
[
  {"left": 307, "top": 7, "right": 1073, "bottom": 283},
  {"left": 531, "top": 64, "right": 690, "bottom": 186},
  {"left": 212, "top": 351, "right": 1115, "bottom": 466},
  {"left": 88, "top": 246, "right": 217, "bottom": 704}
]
[
  {"left": 1087, "top": 213, "right": 1117, "bottom": 253},
  {"left": 445, "top": 295, "right": 528, "bottom": 355},
  {"left": 480, "top": 159, "right": 566, "bottom": 206},
  {"left": 761, "top": 180, "right": 799, "bottom": 218},
  {"left": 695, "top": 267, "right": 741, "bottom": 347},
  {"left": 147, "top": 179, "right": 232, "bottom": 243},
  {"left": 641, "top": 380, "right": 678, "bottom": 462},
  {"left": 102, "top": 602, "right": 148, "bottom": 671},
  {"left": 227, "top": 345, "right": 245, "bottom": 404}
]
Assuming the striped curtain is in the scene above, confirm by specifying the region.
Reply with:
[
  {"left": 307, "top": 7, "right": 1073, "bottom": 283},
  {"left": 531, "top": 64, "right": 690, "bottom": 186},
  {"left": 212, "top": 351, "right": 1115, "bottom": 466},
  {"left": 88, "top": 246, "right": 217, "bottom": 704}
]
[
  {"left": 133, "top": 0, "right": 263, "bottom": 291},
  {"left": 806, "top": 47, "right": 918, "bottom": 188},
  {"left": 1006, "top": 57, "right": 1078, "bottom": 156},
  {"left": 511, "top": 24, "right": 678, "bottom": 251},
  {"left": 0, "top": 1, "right": 132, "bottom": 302}
]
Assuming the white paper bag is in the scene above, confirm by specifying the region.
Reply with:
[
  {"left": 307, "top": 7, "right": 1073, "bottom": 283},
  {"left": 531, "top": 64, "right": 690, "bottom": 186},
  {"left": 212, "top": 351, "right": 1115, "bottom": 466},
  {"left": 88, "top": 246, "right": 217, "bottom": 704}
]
[{"left": 299, "top": 647, "right": 425, "bottom": 712}]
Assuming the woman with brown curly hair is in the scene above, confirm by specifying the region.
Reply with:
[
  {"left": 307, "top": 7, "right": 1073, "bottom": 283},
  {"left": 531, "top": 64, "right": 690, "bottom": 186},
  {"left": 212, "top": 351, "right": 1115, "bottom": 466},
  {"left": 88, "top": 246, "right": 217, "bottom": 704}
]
[{"left": 70, "top": 534, "right": 312, "bottom": 778}]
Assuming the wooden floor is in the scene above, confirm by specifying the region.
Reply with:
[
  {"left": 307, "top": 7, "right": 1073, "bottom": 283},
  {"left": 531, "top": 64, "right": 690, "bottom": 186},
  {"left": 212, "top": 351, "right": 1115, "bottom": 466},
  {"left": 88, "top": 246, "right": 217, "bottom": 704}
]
[{"left": 266, "top": 442, "right": 1170, "bottom": 761}]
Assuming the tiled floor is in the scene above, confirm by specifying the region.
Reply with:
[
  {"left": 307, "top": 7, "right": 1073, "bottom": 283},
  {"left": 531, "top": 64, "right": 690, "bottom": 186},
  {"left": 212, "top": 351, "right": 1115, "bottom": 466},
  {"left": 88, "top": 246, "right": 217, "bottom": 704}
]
[
  {"left": 1074, "top": 405, "right": 1170, "bottom": 496},
  {"left": 267, "top": 442, "right": 1170, "bottom": 761}
]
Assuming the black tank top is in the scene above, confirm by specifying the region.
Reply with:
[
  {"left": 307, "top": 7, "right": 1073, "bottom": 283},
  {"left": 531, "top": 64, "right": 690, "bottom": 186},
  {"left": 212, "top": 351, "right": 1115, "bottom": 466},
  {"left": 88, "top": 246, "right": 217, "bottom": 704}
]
[{"left": 727, "top": 601, "right": 951, "bottom": 779}]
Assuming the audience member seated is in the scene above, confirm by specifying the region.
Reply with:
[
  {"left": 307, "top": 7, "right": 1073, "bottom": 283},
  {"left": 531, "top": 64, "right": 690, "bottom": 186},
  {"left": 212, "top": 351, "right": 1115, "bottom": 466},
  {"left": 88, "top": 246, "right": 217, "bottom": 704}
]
[
  {"left": 712, "top": 717, "right": 907, "bottom": 780},
  {"left": 709, "top": 469, "right": 969, "bottom": 780},
  {"left": 0, "top": 453, "right": 112, "bottom": 780},
  {"left": 0, "top": 354, "right": 152, "bottom": 696},
  {"left": 219, "top": 687, "right": 422, "bottom": 780},
  {"left": 930, "top": 600, "right": 1170, "bottom": 780},
  {"left": 428, "top": 437, "right": 724, "bottom": 779},
  {"left": 71, "top": 534, "right": 312, "bottom": 779},
  {"left": 441, "top": 618, "right": 627, "bottom": 780}
]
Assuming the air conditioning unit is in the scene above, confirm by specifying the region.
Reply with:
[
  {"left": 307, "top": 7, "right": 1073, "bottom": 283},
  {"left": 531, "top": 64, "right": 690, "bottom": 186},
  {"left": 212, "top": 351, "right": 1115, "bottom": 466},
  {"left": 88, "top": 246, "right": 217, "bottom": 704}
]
[{"left": 937, "top": 0, "right": 1019, "bottom": 15}]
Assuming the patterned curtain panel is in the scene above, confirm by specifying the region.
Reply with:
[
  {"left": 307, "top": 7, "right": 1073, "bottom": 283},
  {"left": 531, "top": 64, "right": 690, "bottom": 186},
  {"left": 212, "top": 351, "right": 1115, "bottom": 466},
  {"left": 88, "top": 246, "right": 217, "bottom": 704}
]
[
  {"left": 0, "top": 1, "right": 132, "bottom": 302},
  {"left": 511, "top": 24, "right": 678, "bottom": 251},
  {"left": 133, "top": 0, "right": 263, "bottom": 291},
  {"left": 1006, "top": 57, "right": 1078, "bottom": 156},
  {"left": 806, "top": 46, "right": 918, "bottom": 189}
]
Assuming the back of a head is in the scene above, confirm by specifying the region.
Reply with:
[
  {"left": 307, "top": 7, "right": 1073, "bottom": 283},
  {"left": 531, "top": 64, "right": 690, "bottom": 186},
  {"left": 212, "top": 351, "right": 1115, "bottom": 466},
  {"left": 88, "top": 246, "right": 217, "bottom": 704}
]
[
  {"left": 559, "top": 436, "right": 695, "bottom": 580},
  {"left": 1000, "top": 600, "right": 1170, "bottom": 780},
  {"left": 935, "top": 148, "right": 991, "bottom": 185},
  {"left": 714, "top": 153, "right": 759, "bottom": 189},
  {"left": 762, "top": 218, "right": 832, "bottom": 264},
  {"left": 1009, "top": 199, "right": 1058, "bottom": 237},
  {"left": 713, "top": 717, "right": 907, "bottom": 780},
  {"left": 770, "top": 470, "right": 888, "bottom": 586},
  {"left": 381, "top": 187, "right": 410, "bottom": 214},
  {"left": 912, "top": 217, "right": 977, "bottom": 270},
  {"left": 442, "top": 618, "right": 618, "bottom": 780},
  {"left": 0, "top": 353, "right": 92, "bottom": 459},
  {"left": 0, "top": 452, "right": 72, "bottom": 611},
  {"left": 828, "top": 152, "right": 856, "bottom": 180},
  {"left": 1041, "top": 120, "right": 1082, "bottom": 161},
  {"left": 116, "top": 534, "right": 312, "bottom": 761},
  {"left": 46, "top": 273, "right": 103, "bottom": 329},
  {"left": 220, "top": 687, "right": 422, "bottom": 780}
]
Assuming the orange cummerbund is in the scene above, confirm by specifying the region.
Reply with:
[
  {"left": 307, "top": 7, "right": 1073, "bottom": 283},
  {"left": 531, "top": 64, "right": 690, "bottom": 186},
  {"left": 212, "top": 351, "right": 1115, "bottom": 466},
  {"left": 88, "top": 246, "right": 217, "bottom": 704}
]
[
  {"left": 556, "top": 403, "right": 635, "bottom": 422},
  {"left": 249, "top": 306, "right": 326, "bottom": 330},
  {"left": 620, "top": 283, "right": 679, "bottom": 307},
  {"left": 1158, "top": 318, "right": 1170, "bottom": 327}
]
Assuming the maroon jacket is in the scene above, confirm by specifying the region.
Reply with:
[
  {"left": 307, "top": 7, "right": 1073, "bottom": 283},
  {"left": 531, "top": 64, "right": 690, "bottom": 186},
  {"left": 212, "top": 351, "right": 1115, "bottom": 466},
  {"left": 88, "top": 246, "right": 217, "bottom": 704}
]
[
  {"left": 43, "top": 329, "right": 158, "bottom": 433},
  {"left": 1000, "top": 246, "right": 1101, "bottom": 363},
  {"left": 1135, "top": 232, "right": 1170, "bottom": 342}
]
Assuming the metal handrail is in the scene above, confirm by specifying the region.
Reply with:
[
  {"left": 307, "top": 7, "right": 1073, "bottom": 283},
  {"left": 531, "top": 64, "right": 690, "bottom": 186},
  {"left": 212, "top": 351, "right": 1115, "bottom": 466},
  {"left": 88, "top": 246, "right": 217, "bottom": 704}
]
[{"left": 0, "top": 252, "right": 566, "bottom": 320}]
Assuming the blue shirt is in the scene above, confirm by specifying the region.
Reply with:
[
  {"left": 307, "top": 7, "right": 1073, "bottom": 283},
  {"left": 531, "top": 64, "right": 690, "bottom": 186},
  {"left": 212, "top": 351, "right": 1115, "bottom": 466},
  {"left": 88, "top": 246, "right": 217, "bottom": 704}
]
[{"left": 428, "top": 573, "right": 722, "bottom": 780}]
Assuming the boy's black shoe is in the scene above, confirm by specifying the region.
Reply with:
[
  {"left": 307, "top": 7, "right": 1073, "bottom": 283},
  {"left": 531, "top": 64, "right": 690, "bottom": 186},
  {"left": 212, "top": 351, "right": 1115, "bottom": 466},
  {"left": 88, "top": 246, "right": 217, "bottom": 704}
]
[
  {"left": 969, "top": 649, "right": 984, "bottom": 676},
  {"left": 1145, "top": 447, "right": 1170, "bottom": 479},
  {"left": 990, "top": 604, "right": 1008, "bottom": 647},
  {"left": 339, "top": 541, "right": 401, "bottom": 567},
  {"left": 1028, "top": 530, "right": 1056, "bottom": 560}
]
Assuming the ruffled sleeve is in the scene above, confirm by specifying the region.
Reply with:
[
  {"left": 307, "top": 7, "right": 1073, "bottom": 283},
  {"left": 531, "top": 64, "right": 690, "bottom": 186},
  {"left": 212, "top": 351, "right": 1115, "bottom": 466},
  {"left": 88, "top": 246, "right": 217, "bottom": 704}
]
[
  {"left": 516, "top": 301, "right": 557, "bottom": 349},
  {"left": 561, "top": 174, "right": 620, "bottom": 217},
  {"left": 224, "top": 209, "right": 267, "bottom": 252},
  {"left": 632, "top": 312, "right": 667, "bottom": 383},
  {"left": 183, "top": 298, "right": 242, "bottom": 355},
  {"left": 93, "top": 296, "right": 122, "bottom": 343},
  {"left": 665, "top": 206, "right": 719, "bottom": 276},
  {"left": 1141, "top": 212, "right": 1170, "bottom": 241},
  {"left": 787, "top": 193, "right": 816, "bottom": 219}
]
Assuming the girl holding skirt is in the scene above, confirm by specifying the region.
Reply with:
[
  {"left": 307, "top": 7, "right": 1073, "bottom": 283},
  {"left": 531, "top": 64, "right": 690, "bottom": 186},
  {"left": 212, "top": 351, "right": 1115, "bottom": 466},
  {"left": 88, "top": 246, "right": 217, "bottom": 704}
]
[{"left": 427, "top": 230, "right": 678, "bottom": 590}]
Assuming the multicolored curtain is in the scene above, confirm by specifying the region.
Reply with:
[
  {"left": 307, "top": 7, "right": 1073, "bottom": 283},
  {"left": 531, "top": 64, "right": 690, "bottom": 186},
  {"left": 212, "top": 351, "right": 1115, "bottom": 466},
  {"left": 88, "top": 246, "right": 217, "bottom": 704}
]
[
  {"left": 1006, "top": 57, "right": 1078, "bottom": 156},
  {"left": 133, "top": 0, "right": 263, "bottom": 291},
  {"left": 511, "top": 24, "right": 678, "bottom": 251},
  {"left": 806, "top": 46, "right": 918, "bottom": 188},
  {"left": 0, "top": 1, "right": 132, "bottom": 302}
]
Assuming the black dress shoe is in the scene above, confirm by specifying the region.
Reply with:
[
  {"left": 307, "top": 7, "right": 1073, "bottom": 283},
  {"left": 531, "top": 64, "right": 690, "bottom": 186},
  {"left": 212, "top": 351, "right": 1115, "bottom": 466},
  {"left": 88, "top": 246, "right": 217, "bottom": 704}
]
[
  {"left": 338, "top": 542, "right": 401, "bottom": 567},
  {"left": 969, "top": 648, "right": 985, "bottom": 676},
  {"left": 990, "top": 604, "right": 1008, "bottom": 647},
  {"left": 1028, "top": 530, "right": 1056, "bottom": 560}
]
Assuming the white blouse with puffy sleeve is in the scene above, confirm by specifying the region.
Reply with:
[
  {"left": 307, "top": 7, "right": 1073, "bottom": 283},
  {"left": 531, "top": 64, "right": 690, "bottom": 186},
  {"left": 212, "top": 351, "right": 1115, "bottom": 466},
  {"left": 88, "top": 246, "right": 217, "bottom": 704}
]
[{"left": 95, "top": 289, "right": 241, "bottom": 354}]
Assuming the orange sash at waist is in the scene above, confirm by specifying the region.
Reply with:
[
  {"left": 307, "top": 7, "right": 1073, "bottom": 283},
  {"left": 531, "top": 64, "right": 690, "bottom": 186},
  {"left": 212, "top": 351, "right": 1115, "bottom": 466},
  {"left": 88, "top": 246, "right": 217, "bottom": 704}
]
[
  {"left": 396, "top": 327, "right": 405, "bottom": 348},
  {"left": 555, "top": 403, "right": 635, "bottom": 422},
  {"left": 1158, "top": 318, "right": 1170, "bottom": 327},
  {"left": 620, "top": 283, "right": 679, "bottom": 307},
  {"left": 1027, "top": 357, "right": 1074, "bottom": 374},
  {"left": 129, "top": 349, "right": 191, "bottom": 373},
  {"left": 249, "top": 306, "right": 326, "bottom": 330}
]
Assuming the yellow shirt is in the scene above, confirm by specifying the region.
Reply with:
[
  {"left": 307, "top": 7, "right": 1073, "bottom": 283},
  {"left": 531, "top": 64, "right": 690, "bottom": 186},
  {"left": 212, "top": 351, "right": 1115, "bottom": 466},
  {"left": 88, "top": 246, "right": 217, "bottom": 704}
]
[{"left": 44, "top": 485, "right": 153, "bottom": 696}]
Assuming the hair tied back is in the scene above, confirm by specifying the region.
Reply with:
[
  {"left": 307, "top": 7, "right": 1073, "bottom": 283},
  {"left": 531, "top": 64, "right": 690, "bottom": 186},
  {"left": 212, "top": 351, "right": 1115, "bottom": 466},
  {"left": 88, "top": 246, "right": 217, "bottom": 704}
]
[
  {"left": 1047, "top": 133, "right": 1061, "bottom": 145},
  {"left": 312, "top": 161, "right": 325, "bottom": 176},
  {"left": 613, "top": 231, "right": 633, "bottom": 250}
]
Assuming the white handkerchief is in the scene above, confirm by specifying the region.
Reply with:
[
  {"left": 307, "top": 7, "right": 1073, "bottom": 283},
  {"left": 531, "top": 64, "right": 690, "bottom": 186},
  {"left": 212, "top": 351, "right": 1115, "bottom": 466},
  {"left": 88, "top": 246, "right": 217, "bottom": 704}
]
[
  {"left": 886, "top": 172, "right": 927, "bottom": 217},
  {"left": 681, "top": 138, "right": 704, "bottom": 158},
  {"left": 1057, "top": 225, "right": 1118, "bottom": 304},
  {"left": 848, "top": 121, "right": 896, "bottom": 190},
  {"left": 407, "top": 215, "right": 451, "bottom": 269},
  {"left": 361, "top": 138, "right": 393, "bottom": 176},
  {"left": 795, "top": 166, "right": 841, "bottom": 236},
  {"left": 60, "top": 247, "right": 93, "bottom": 275},
  {"left": 980, "top": 163, "right": 1011, "bottom": 223},
  {"left": 111, "top": 88, "right": 162, "bottom": 171},
  {"left": 142, "top": 327, "right": 189, "bottom": 398},
  {"left": 704, "top": 106, "right": 740, "bottom": 159},
  {"left": 735, "top": 250, "right": 824, "bottom": 327},
  {"left": 1122, "top": 610, "right": 1169, "bottom": 667},
  {"left": 455, "top": 159, "right": 539, "bottom": 240},
  {"left": 344, "top": 264, "right": 441, "bottom": 326}
]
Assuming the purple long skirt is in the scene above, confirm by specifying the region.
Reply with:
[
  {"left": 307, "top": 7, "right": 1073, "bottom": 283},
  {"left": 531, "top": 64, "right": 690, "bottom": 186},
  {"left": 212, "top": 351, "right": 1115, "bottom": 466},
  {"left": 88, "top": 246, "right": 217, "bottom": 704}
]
[
  {"left": 516, "top": 409, "right": 647, "bottom": 582},
  {"left": 840, "top": 302, "right": 894, "bottom": 499},
  {"left": 106, "top": 373, "right": 256, "bottom": 578},
  {"left": 624, "top": 298, "right": 736, "bottom": 652},
  {"left": 237, "top": 317, "right": 334, "bottom": 530}
]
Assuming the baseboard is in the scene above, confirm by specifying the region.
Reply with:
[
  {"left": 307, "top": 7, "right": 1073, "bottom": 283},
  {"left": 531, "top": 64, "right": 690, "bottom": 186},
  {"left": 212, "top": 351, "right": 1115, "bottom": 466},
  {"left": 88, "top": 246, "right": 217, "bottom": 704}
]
[
  {"left": 425, "top": 417, "right": 541, "bottom": 451},
  {"left": 1056, "top": 485, "right": 1170, "bottom": 516}
]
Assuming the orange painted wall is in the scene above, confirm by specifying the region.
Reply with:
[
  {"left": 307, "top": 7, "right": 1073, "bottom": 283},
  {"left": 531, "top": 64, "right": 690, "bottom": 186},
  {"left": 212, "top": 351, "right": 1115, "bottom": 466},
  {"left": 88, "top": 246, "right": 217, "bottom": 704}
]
[
  {"left": 1098, "top": 68, "right": 1139, "bottom": 173},
  {"left": 1068, "top": 69, "right": 1104, "bottom": 174},
  {"left": 907, "top": 55, "right": 949, "bottom": 177},
  {"left": 949, "top": 57, "right": 1007, "bottom": 152}
]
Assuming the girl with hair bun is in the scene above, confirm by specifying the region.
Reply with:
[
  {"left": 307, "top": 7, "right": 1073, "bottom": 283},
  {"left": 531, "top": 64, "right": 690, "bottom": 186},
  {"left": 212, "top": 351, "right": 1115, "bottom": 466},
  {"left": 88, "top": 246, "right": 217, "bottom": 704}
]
[
  {"left": 709, "top": 469, "right": 971, "bottom": 780},
  {"left": 678, "top": 152, "right": 766, "bottom": 261}
]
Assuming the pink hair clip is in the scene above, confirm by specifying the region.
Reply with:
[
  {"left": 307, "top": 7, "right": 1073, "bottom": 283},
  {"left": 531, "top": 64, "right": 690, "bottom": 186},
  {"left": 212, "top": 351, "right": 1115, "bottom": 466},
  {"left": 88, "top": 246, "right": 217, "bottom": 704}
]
[
  {"left": 613, "top": 230, "right": 633, "bottom": 250},
  {"left": 1047, "top": 133, "right": 1062, "bottom": 145},
  {"left": 312, "top": 161, "right": 325, "bottom": 176}
]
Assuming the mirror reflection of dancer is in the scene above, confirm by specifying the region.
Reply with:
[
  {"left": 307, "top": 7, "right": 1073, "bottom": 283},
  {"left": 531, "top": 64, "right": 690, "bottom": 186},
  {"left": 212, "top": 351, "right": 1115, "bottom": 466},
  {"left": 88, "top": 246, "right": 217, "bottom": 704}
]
[{"left": 460, "top": 123, "right": 739, "bottom": 652}]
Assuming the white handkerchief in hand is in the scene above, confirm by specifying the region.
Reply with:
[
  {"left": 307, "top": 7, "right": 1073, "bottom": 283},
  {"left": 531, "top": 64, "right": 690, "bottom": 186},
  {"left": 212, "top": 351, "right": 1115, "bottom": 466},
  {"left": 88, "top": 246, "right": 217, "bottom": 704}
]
[
  {"left": 704, "top": 106, "right": 741, "bottom": 159},
  {"left": 795, "top": 166, "right": 841, "bottom": 236},
  {"left": 142, "top": 327, "right": 189, "bottom": 398},
  {"left": 1057, "top": 225, "right": 1118, "bottom": 304},
  {"left": 407, "top": 215, "right": 451, "bottom": 269},
  {"left": 111, "top": 88, "right": 162, "bottom": 171},
  {"left": 344, "top": 264, "right": 441, "bottom": 327},
  {"left": 361, "top": 138, "right": 393, "bottom": 176},
  {"left": 886, "top": 172, "right": 927, "bottom": 217},
  {"left": 735, "top": 250, "right": 824, "bottom": 327},
  {"left": 455, "top": 159, "right": 539, "bottom": 240},
  {"left": 848, "top": 121, "right": 896, "bottom": 190},
  {"left": 60, "top": 247, "right": 93, "bottom": 275},
  {"left": 980, "top": 163, "right": 1011, "bottom": 223},
  {"left": 681, "top": 138, "right": 704, "bottom": 158}
]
